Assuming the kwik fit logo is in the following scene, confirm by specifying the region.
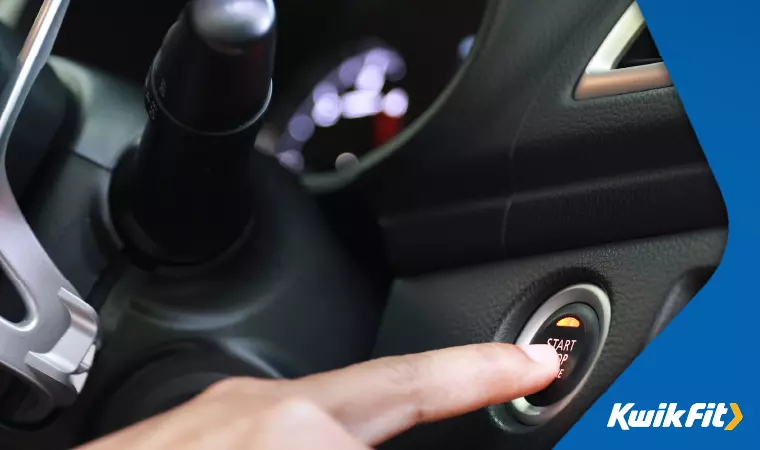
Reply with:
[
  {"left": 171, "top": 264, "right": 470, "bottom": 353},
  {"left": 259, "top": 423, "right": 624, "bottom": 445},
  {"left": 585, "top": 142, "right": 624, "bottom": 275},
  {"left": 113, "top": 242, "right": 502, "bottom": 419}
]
[{"left": 608, "top": 403, "right": 743, "bottom": 431}]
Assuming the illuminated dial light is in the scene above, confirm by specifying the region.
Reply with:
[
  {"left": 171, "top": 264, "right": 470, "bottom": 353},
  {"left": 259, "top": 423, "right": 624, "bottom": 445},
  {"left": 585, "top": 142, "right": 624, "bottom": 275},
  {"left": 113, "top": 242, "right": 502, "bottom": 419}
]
[
  {"left": 338, "top": 57, "right": 364, "bottom": 88},
  {"left": 275, "top": 45, "right": 410, "bottom": 174},
  {"left": 356, "top": 64, "right": 386, "bottom": 92},
  {"left": 312, "top": 82, "right": 338, "bottom": 103},
  {"left": 288, "top": 114, "right": 315, "bottom": 142},
  {"left": 277, "top": 149, "right": 304, "bottom": 172},
  {"left": 312, "top": 92, "right": 342, "bottom": 127},
  {"left": 342, "top": 90, "right": 383, "bottom": 119},
  {"left": 382, "top": 88, "right": 409, "bottom": 118}
]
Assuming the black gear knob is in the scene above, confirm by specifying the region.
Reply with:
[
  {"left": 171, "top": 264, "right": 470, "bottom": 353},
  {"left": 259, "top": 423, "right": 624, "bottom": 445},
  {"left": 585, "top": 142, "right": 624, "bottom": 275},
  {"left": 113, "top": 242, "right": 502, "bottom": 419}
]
[{"left": 112, "top": 0, "right": 276, "bottom": 265}]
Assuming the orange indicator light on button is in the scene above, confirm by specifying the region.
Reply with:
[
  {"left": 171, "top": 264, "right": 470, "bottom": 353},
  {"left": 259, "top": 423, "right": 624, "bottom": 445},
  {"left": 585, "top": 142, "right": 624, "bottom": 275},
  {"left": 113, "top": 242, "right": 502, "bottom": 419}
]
[{"left": 556, "top": 316, "right": 581, "bottom": 328}]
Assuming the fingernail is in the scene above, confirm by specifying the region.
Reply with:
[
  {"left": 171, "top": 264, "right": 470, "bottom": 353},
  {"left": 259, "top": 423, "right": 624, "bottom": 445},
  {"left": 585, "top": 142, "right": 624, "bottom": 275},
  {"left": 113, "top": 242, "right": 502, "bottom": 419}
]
[{"left": 520, "top": 344, "right": 559, "bottom": 367}]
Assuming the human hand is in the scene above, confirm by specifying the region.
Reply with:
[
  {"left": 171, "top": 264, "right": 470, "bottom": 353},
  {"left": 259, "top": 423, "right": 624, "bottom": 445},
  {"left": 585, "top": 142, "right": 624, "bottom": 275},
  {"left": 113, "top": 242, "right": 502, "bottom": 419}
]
[{"left": 78, "top": 343, "right": 559, "bottom": 449}]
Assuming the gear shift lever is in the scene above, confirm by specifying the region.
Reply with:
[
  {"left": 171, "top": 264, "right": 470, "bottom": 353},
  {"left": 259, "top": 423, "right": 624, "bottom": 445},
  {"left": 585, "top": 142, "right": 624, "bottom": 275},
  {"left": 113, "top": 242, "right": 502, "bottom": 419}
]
[{"left": 113, "top": 0, "right": 276, "bottom": 264}]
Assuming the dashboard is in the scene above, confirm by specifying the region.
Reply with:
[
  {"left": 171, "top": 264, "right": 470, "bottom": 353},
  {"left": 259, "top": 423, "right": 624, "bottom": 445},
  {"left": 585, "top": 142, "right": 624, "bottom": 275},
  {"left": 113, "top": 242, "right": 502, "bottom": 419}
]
[
  {"left": 23, "top": 0, "right": 485, "bottom": 178},
  {"left": 0, "top": 1, "right": 729, "bottom": 449}
]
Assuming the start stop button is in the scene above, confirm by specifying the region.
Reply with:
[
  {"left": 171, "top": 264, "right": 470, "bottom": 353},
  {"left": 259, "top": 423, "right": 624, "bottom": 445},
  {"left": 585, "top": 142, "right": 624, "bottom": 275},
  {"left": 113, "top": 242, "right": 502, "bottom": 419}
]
[
  {"left": 525, "top": 303, "right": 600, "bottom": 406},
  {"left": 508, "top": 284, "right": 610, "bottom": 426}
]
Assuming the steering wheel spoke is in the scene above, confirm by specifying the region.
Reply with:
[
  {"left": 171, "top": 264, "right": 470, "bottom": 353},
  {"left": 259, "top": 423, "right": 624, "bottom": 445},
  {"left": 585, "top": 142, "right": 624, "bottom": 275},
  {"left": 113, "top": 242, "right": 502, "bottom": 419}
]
[{"left": 0, "top": 0, "right": 98, "bottom": 424}]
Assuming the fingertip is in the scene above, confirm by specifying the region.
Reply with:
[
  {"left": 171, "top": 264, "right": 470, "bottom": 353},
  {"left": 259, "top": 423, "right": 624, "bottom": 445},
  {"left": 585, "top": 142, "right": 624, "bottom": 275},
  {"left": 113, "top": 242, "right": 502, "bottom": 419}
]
[{"left": 520, "top": 344, "right": 560, "bottom": 373}]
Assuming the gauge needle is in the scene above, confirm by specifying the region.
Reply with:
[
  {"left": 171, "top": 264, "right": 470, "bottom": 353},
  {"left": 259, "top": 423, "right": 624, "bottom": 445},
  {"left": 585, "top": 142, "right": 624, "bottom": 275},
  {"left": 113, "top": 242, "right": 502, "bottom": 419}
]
[{"left": 374, "top": 112, "right": 401, "bottom": 147}]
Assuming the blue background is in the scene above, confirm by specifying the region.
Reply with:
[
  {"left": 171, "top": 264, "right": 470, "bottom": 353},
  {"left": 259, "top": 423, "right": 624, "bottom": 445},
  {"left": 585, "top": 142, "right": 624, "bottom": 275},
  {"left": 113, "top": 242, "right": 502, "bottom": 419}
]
[{"left": 558, "top": 1, "right": 758, "bottom": 448}]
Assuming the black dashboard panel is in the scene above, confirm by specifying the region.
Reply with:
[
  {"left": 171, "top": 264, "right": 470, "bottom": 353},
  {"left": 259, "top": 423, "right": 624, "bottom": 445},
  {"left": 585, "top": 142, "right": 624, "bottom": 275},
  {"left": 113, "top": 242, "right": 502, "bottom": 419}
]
[
  {"left": 17, "top": 0, "right": 726, "bottom": 280},
  {"left": 349, "top": 0, "right": 727, "bottom": 275},
  {"left": 373, "top": 228, "right": 726, "bottom": 449}
]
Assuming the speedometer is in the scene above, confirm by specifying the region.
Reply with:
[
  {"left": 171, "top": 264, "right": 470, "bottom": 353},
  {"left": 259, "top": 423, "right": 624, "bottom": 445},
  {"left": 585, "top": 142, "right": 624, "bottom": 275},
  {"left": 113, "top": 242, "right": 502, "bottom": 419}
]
[
  {"left": 273, "top": 43, "right": 410, "bottom": 173},
  {"left": 255, "top": 0, "right": 486, "bottom": 176}
]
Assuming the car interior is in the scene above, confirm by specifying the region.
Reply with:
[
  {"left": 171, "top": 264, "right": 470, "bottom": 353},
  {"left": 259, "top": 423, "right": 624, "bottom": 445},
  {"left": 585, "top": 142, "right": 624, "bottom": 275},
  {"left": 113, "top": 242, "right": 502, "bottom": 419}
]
[{"left": 0, "top": 0, "right": 727, "bottom": 448}]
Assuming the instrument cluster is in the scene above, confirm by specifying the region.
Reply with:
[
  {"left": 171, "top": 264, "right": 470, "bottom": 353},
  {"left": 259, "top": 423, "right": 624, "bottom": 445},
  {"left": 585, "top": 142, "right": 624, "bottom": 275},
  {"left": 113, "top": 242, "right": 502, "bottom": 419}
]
[{"left": 258, "top": 0, "right": 487, "bottom": 176}]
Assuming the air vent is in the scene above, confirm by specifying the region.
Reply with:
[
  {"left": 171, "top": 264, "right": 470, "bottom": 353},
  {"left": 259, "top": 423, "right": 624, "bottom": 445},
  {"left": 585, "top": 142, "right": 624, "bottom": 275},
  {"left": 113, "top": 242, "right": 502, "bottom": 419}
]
[
  {"left": 617, "top": 27, "right": 662, "bottom": 69},
  {"left": 575, "top": 2, "right": 673, "bottom": 100}
]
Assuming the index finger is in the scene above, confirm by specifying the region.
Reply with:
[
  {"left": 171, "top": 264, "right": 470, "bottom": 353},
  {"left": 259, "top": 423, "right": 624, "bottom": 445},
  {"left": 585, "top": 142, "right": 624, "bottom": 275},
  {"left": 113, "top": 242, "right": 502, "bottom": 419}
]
[{"left": 289, "top": 343, "right": 559, "bottom": 445}]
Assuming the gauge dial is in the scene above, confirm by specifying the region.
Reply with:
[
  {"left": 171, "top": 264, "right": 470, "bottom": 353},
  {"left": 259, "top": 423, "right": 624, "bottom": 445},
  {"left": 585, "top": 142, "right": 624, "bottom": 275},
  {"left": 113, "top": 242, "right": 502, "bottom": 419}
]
[
  {"left": 267, "top": 44, "right": 410, "bottom": 173},
  {"left": 257, "top": 0, "right": 485, "bottom": 176}
]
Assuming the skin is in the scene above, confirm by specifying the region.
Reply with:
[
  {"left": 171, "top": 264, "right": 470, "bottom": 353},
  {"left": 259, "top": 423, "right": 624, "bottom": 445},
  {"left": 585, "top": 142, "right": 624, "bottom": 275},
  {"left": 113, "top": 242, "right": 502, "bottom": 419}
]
[{"left": 78, "top": 343, "right": 559, "bottom": 449}]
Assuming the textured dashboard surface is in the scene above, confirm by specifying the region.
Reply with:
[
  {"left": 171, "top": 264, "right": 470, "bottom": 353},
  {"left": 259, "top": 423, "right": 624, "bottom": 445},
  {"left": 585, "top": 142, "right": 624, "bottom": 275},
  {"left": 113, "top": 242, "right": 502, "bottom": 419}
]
[
  {"left": 355, "top": 0, "right": 726, "bottom": 274},
  {"left": 364, "top": 0, "right": 702, "bottom": 206},
  {"left": 374, "top": 228, "right": 726, "bottom": 449}
]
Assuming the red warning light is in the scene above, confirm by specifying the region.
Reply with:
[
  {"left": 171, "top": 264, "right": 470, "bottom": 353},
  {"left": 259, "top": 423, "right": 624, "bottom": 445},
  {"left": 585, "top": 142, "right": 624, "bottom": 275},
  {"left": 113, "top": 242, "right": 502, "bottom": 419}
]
[{"left": 556, "top": 316, "right": 581, "bottom": 328}]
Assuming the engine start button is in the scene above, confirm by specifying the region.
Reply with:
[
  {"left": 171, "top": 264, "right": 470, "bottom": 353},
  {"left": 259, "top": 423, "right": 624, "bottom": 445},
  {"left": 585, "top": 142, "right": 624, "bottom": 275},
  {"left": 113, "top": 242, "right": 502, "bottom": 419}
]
[
  {"left": 506, "top": 284, "right": 610, "bottom": 426},
  {"left": 524, "top": 303, "right": 600, "bottom": 407}
]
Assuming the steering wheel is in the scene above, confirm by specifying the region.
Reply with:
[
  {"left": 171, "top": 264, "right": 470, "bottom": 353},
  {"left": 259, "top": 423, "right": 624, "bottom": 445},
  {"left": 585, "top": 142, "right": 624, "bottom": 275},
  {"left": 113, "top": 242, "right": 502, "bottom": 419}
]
[{"left": 0, "top": 0, "right": 725, "bottom": 449}]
